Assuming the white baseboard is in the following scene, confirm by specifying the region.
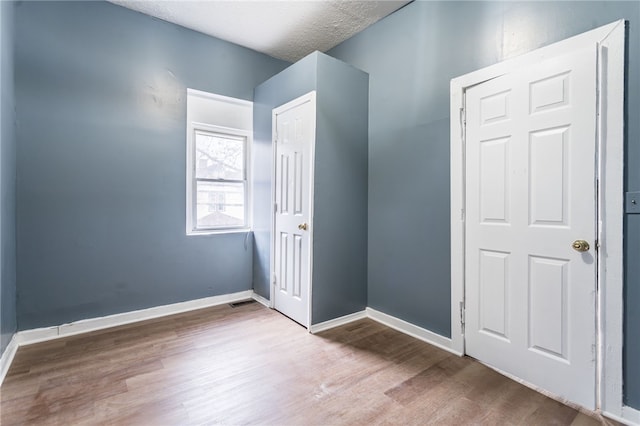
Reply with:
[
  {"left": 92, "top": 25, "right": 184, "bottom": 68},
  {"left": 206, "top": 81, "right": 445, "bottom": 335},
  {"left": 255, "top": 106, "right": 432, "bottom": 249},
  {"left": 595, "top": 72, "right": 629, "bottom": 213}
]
[
  {"left": 251, "top": 291, "right": 271, "bottom": 308},
  {"left": 309, "top": 310, "right": 367, "bottom": 334},
  {"left": 16, "top": 290, "right": 253, "bottom": 346},
  {"left": 306, "top": 307, "right": 460, "bottom": 356},
  {"left": 366, "top": 307, "right": 461, "bottom": 356},
  {"left": 0, "top": 334, "right": 19, "bottom": 386},
  {"left": 7, "top": 295, "right": 635, "bottom": 423}
]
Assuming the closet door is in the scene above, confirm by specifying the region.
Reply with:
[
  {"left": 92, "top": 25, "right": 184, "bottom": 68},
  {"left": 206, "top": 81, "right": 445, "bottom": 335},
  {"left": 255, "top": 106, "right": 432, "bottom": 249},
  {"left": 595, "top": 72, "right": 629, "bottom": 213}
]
[{"left": 272, "top": 92, "right": 316, "bottom": 327}]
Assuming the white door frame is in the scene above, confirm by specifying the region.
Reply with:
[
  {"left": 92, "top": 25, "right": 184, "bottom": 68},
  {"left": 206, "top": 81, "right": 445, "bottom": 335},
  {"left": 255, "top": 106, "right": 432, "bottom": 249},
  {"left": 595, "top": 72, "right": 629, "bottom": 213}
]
[
  {"left": 450, "top": 21, "right": 627, "bottom": 418},
  {"left": 270, "top": 91, "right": 317, "bottom": 330}
]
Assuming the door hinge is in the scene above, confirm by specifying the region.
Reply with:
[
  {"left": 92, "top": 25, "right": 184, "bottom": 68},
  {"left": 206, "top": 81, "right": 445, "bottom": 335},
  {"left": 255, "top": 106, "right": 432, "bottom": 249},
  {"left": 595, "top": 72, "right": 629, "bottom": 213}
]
[
  {"left": 459, "top": 301, "right": 466, "bottom": 332},
  {"left": 274, "top": 203, "right": 278, "bottom": 213},
  {"left": 272, "top": 274, "right": 277, "bottom": 286}
]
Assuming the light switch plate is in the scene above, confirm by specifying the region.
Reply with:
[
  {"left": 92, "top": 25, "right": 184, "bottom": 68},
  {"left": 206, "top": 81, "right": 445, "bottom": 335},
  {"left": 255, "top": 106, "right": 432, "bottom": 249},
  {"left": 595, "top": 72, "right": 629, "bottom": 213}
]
[{"left": 626, "top": 191, "right": 640, "bottom": 214}]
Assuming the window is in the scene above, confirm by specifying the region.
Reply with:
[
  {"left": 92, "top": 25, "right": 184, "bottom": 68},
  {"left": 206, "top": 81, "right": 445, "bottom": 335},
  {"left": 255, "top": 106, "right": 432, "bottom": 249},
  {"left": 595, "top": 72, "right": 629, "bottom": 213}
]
[{"left": 186, "top": 89, "right": 252, "bottom": 234}]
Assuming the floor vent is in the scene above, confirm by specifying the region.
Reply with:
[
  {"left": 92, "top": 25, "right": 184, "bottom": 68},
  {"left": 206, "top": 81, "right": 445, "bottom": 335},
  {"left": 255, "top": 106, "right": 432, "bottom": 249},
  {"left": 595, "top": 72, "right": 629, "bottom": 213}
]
[{"left": 229, "top": 300, "right": 256, "bottom": 308}]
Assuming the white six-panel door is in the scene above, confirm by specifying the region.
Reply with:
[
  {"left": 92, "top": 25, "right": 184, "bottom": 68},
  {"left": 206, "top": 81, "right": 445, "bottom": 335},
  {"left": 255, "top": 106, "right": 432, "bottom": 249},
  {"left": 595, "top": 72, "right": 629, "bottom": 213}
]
[
  {"left": 272, "top": 93, "right": 316, "bottom": 327},
  {"left": 465, "top": 47, "right": 597, "bottom": 408}
]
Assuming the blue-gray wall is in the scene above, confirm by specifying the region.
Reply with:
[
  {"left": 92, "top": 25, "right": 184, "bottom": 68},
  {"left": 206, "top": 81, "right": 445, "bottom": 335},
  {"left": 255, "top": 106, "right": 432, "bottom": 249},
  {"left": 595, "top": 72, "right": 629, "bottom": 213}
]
[
  {"left": 14, "top": 1, "right": 288, "bottom": 329},
  {"left": 312, "top": 54, "right": 368, "bottom": 323},
  {"left": 328, "top": 1, "right": 640, "bottom": 408},
  {"left": 253, "top": 52, "right": 368, "bottom": 324},
  {"left": 0, "top": 0, "right": 17, "bottom": 355}
]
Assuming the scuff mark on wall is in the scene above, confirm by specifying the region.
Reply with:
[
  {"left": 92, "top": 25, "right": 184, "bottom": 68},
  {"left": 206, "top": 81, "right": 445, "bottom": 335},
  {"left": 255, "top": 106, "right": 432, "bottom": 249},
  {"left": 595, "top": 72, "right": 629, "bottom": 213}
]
[{"left": 138, "top": 68, "right": 185, "bottom": 129}]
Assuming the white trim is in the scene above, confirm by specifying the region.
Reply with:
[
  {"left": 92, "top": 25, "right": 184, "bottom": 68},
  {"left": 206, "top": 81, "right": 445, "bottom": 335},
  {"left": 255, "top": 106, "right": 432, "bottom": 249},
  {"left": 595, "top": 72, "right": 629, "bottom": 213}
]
[
  {"left": 596, "top": 21, "right": 627, "bottom": 421},
  {"left": 366, "top": 308, "right": 462, "bottom": 356},
  {"left": 191, "top": 122, "right": 252, "bottom": 138},
  {"left": 307, "top": 307, "right": 462, "bottom": 356},
  {"left": 15, "top": 326, "right": 58, "bottom": 345},
  {"left": 16, "top": 290, "right": 253, "bottom": 346},
  {"left": 187, "top": 228, "right": 251, "bottom": 236},
  {"left": 604, "top": 407, "right": 640, "bottom": 426},
  {"left": 450, "top": 20, "right": 626, "bottom": 415},
  {"left": 251, "top": 291, "right": 271, "bottom": 308},
  {"left": 309, "top": 310, "right": 367, "bottom": 334},
  {"left": 187, "top": 123, "right": 252, "bottom": 235},
  {"left": 270, "top": 91, "right": 317, "bottom": 329},
  {"left": 621, "top": 407, "right": 640, "bottom": 426},
  {"left": 0, "top": 334, "right": 19, "bottom": 386}
]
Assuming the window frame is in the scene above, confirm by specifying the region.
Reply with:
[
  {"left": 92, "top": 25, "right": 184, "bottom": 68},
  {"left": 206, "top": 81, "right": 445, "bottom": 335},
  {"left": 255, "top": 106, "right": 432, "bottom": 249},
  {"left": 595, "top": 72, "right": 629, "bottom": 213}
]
[
  {"left": 187, "top": 122, "right": 251, "bottom": 234},
  {"left": 186, "top": 89, "right": 253, "bottom": 235}
]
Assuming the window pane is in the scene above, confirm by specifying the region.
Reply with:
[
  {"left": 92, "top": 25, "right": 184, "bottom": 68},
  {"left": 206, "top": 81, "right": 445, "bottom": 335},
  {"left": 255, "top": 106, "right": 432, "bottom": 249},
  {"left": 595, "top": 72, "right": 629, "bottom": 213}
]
[
  {"left": 195, "top": 131, "right": 244, "bottom": 180},
  {"left": 196, "top": 181, "right": 245, "bottom": 228}
]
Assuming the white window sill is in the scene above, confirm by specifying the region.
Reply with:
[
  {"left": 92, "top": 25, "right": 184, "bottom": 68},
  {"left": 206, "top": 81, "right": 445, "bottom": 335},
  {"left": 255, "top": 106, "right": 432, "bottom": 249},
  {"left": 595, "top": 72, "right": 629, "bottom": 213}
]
[{"left": 187, "top": 228, "right": 251, "bottom": 236}]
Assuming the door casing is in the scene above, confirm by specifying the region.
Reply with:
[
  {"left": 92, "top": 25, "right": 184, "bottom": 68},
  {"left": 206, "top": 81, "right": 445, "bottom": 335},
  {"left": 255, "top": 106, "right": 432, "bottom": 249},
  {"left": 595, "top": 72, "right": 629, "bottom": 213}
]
[
  {"left": 450, "top": 21, "right": 625, "bottom": 416},
  {"left": 270, "top": 91, "right": 317, "bottom": 330}
]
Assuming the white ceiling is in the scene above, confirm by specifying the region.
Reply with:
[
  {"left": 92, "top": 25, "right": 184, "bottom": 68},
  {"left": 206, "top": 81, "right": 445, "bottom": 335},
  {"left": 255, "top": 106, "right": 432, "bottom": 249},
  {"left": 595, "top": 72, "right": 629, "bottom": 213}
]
[{"left": 110, "top": 1, "right": 411, "bottom": 62}]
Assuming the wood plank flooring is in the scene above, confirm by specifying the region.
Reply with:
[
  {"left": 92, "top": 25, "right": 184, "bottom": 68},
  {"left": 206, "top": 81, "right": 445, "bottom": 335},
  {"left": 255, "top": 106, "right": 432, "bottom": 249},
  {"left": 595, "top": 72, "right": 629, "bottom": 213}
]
[{"left": 0, "top": 302, "right": 619, "bottom": 425}]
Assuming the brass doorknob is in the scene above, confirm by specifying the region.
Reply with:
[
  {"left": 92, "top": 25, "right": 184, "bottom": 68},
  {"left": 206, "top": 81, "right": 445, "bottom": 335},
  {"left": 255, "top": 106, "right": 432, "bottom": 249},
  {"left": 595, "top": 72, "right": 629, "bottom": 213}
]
[
  {"left": 298, "top": 223, "right": 308, "bottom": 231},
  {"left": 572, "top": 240, "right": 590, "bottom": 252}
]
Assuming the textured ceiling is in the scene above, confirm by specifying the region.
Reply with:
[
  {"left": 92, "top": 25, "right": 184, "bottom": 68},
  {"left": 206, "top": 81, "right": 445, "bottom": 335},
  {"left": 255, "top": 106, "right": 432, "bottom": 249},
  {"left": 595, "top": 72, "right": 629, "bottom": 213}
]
[{"left": 110, "top": 1, "right": 410, "bottom": 62}]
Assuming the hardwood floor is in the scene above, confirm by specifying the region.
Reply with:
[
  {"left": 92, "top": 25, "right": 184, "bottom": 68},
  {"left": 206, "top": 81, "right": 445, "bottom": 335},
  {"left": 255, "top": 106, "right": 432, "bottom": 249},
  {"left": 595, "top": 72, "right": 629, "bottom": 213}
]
[{"left": 0, "top": 302, "right": 618, "bottom": 425}]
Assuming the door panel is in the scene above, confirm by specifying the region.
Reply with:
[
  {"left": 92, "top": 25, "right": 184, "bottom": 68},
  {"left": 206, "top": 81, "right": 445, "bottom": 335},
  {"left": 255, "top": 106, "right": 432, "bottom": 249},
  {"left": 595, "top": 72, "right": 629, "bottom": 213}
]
[
  {"left": 273, "top": 94, "right": 314, "bottom": 327},
  {"left": 465, "top": 46, "right": 597, "bottom": 408},
  {"left": 479, "top": 137, "right": 510, "bottom": 223},
  {"left": 529, "top": 127, "right": 569, "bottom": 225},
  {"left": 528, "top": 255, "right": 569, "bottom": 360},
  {"left": 479, "top": 249, "right": 509, "bottom": 340}
]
